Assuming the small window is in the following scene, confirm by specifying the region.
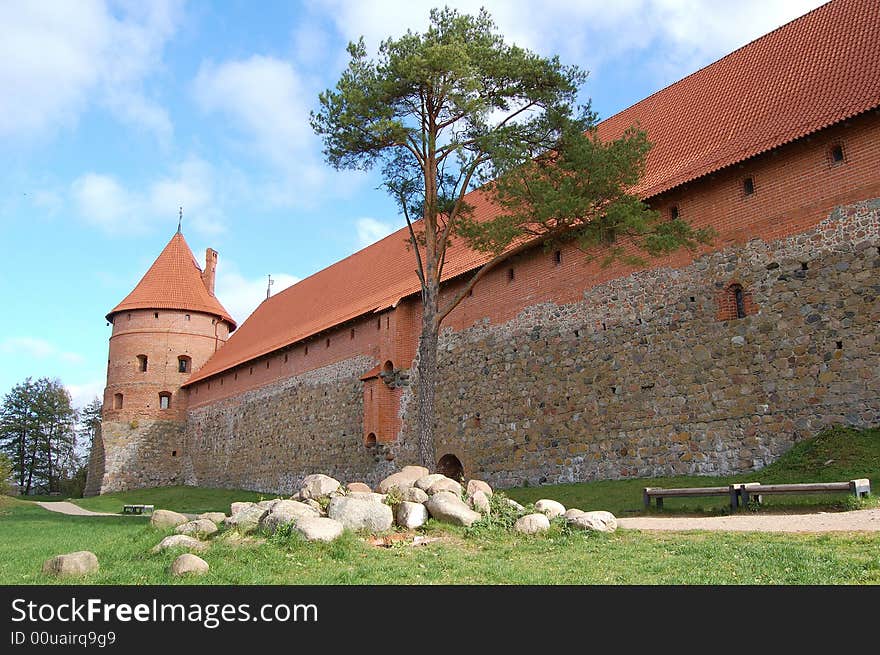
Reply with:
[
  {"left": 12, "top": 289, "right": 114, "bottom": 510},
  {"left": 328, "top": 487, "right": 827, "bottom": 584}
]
[
  {"left": 730, "top": 284, "right": 746, "bottom": 319},
  {"left": 159, "top": 392, "right": 171, "bottom": 410},
  {"left": 326, "top": 338, "right": 331, "bottom": 348},
  {"left": 136, "top": 354, "right": 148, "bottom": 372},
  {"left": 266, "top": 360, "right": 270, "bottom": 368},
  {"left": 127, "top": 313, "right": 131, "bottom": 320},
  {"left": 743, "top": 177, "right": 755, "bottom": 196},
  {"left": 350, "top": 328, "right": 355, "bottom": 340},
  {"left": 154, "top": 312, "right": 159, "bottom": 319},
  {"left": 249, "top": 367, "right": 254, "bottom": 375},
  {"left": 184, "top": 314, "right": 190, "bottom": 321},
  {"left": 507, "top": 267, "right": 515, "bottom": 282},
  {"left": 304, "top": 345, "right": 309, "bottom": 356},
  {"left": 670, "top": 205, "right": 680, "bottom": 220},
  {"left": 178, "top": 356, "right": 191, "bottom": 373},
  {"left": 830, "top": 144, "right": 845, "bottom": 164},
  {"left": 365, "top": 433, "right": 377, "bottom": 447},
  {"left": 113, "top": 393, "right": 123, "bottom": 409},
  {"left": 284, "top": 353, "right": 289, "bottom": 363},
  {"left": 386, "top": 316, "right": 390, "bottom": 329},
  {"left": 467, "top": 288, "right": 473, "bottom": 297},
  {"left": 171, "top": 450, "right": 177, "bottom": 457}
]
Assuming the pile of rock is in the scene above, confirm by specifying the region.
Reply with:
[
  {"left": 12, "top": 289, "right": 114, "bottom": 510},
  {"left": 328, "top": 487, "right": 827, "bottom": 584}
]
[{"left": 40, "top": 465, "right": 617, "bottom": 578}]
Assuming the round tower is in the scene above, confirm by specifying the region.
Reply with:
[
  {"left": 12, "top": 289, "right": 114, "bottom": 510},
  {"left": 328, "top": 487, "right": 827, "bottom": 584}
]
[{"left": 85, "top": 230, "right": 236, "bottom": 495}]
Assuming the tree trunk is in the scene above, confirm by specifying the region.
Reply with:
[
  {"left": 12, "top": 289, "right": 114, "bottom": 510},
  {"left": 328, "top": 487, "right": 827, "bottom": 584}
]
[{"left": 416, "top": 285, "right": 440, "bottom": 470}]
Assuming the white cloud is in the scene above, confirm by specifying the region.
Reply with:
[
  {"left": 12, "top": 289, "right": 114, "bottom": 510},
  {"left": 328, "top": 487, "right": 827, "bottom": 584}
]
[
  {"left": 70, "top": 156, "right": 226, "bottom": 236},
  {"left": 66, "top": 380, "right": 105, "bottom": 410},
  {"left": 215, "top": 267, "right": 300, "bottom": 326},
  {"left": 71, "top": 173, "right": 143, "bottom": 234},
  {"left": 0, "top": 337, "right": 84, "bottom": 366},
  {"left": 356, "top": 217, "right": 403, "bottom": 248},
  {"left": 0, "top": 0, "right": 180, "bottom": 142},
  {"left": 315, "top": 0, "right": 826, "bottom": 98},
  {"left": 193, "top": 55, "right": 315, "bottom": 170}
]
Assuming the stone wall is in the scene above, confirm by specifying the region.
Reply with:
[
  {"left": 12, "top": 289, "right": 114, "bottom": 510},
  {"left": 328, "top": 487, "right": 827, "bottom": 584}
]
[
  {"left": 400, "top": 199, "right": 880, "bottom": 488},
  {"left": 87, "top": 419, "right": 186, "bottom": 493},
  {"left": 184, "top": 355, "right": 397, "bottom": 493}
]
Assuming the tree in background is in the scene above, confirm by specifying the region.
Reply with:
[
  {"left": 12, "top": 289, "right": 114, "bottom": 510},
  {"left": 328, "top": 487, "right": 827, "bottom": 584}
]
[
  {"left": 0, "top": 453, "right": 12, "bottom": 495},
  {"left": 0, "top": 378, "right": 78, "bottom": 494},
  {"left": 312, "top": 8, "right": 711, "bottom": 467}
]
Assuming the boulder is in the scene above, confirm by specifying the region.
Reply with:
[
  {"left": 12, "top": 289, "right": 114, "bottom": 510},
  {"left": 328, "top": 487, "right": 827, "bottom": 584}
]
[
  {"left": 346, "top": 482, "right": 372, "bottom": 493},
  {"left": 378, "top": 466, "right": 429, "bottom": 493},
  {"left": 534, "top": 499, "right": 566, "bottom": 519},
  {"left": 294, "top": 516, "right": 344, "bottom": 542},
  {"left": 347, "top": 491, "right": 387, "bottom": 504},
  {"left": 414, "top": 474, "right": 447, "bottom": 491},
  {"left": 198, "top": 512, "right": 227, "bottom": 525},
  {"left": 303, "top": 498, "right": 323, "bottom": 513},
  {"left": 42, "top": 551, "right": 98, "bottom": 577},
  {"left": 469, "top": 490, "right": 491, "bottom": 514},
  {"left": 328, "top": 496, "right": 394, "bottom": 532},
  {"left": 259, "top": 500, "right": 320, "bottom": 533},
  {"left": 257, "top": 499, "right": 281, "bottom": 510},
  {"left": 230, "top": 501, "right": 257, "bottom": 515},
  {"left": 151, "top": 534, "right": 208, "bottom": 553},
  {"left": 171, "top": 553, "right": 209, "bottom": 576},
  {"left": 224, "top": 505, "right": 267, "bottom": 534},
  {"left": 514, "top": 513, "right": 551, "bottom": 534},
  {"left": 566, "top": 510, "right": 618, "bottom": 533},
  {"left": 466, "top": 479, "right": 493, "bottom": 497},
  {"left": 504, "top": 498, "right": 525, "bottom": 512},
  {"left": 150, "top": 509, "right": 188, "bottom": 530},
  {"left": 300, "top": 474, "right": 341, "bottom": 499},
  {"left": 563, "top": 508, "right": 585, "bottom": 520},
  {"left": 428, "top": 477, "right": 462, "bottom": 497},
  {"left": 175, "top": 519, "right": 218, "bottom": 537},
  {"left": 400, "top": 487, "right": 429, "bottom": 504},
  {"left": 395, "top": 501, "right": 429, "bottom": 529},
  {"left": 425, "top": 491, "right": 481, "bottom": 527}
]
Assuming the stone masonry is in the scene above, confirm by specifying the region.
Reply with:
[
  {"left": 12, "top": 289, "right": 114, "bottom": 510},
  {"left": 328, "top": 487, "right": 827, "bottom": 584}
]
[{"left": 181, "top": 200, "right": 879, "bottom": 493}]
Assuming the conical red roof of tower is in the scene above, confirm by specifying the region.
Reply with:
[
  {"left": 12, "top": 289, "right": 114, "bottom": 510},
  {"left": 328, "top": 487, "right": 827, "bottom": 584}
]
[{"left": 106, "top": 231, "right": 236, "bottom": 329}]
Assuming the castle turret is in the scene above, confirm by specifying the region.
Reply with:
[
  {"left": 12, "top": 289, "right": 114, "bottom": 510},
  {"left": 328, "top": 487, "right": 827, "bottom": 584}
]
[{"left": 84, "top": 230, "right": 235, "bottom": 495}]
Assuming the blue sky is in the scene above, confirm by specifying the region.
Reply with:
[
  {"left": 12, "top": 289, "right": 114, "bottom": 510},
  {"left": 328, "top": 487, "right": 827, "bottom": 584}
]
[{"left": 0, "top": 0, "right": 826, "bottom": 408}]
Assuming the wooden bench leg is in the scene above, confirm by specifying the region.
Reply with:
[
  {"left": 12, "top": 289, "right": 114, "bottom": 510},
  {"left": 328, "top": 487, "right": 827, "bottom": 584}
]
[
  {"left": 729, "top": 486, "right": 739, "bottom": 511},
  {"left": 656, "top": 497, "right": 663, "bottom": 510},
  {"left": 643, "top": 489, "right": 650, "bottom": 510}
]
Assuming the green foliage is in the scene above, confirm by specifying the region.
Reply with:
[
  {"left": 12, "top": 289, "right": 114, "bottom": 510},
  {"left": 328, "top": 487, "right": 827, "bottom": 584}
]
[
  {"left": 465, "top": 491, "right": 528, "bottom": 537},
  {"left": 384, "top": 486, "right": 403, "bottom": 507},
  {"left": 0, "top": 377, "right": 79, "bottom": 495},
  {"left": 0, "top": 453, "right": 12, "bottom": 495}
]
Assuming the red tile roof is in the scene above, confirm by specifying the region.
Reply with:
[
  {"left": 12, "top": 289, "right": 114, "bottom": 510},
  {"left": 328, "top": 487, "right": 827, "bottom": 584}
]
[
  {"left": 185, "top": 0, "right": 879, "bottom": 385},
  {"left": 107, "top": 232, "right": 236, "bottom": 329}
]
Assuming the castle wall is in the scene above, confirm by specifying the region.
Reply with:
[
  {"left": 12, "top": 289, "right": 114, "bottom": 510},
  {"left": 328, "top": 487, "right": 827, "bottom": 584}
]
[
  {"left": 182, "top": 199, "right": 879, "bottom": 492},
  {"left": 413, "top": 200, "right": 880, "bottom": 487},
  {"left": 183, "top": 356, "right": 398, "bottom": 493}
]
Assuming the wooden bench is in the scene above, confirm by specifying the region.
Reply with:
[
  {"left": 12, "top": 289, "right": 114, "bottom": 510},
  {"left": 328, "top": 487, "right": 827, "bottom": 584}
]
[
  {"left": 643, "top": 485, "right": 743, "bottom": 510},
  {"left": 122, "top": 504, "right": 155, "bottom": 515},
  {"left": 739, "top": 479, "right": 871, "bottom": 506}
]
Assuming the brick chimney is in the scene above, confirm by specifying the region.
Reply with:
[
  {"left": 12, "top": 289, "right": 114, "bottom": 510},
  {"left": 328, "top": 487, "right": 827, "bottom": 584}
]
[{"left": 202, "top": 248, "right": 218, "bottom": 295}]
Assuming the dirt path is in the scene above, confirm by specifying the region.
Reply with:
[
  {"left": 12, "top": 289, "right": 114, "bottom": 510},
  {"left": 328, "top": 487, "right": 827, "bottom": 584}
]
[
  {"left": 35, "top": 501, "right": 124, "bottom": 517},
  {"left": 618, "top": 508, "right": 880, "bottom": 533}
]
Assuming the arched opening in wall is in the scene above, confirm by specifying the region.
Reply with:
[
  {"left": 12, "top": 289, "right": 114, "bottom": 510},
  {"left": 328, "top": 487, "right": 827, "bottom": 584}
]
[
  {"left": 159, "top": 392, "right": 171, "bottom": 410},
  {"left": 178, "top": 355, "right": 191, "bottom": 373},
  {"left": 365, "top": 433, "right": 377, "bottom": 447},
  {"left": 383, "top": 360, "right": 394, "bottom": 375},
  {"left": 436, "top": 454, "right": 464, "bottom": 482},
  {"left": 136, "top": 354, "right": 148, "bottom": 372},
  {"left": 113, "top": 393, "right": 123, "bottom": 409}
]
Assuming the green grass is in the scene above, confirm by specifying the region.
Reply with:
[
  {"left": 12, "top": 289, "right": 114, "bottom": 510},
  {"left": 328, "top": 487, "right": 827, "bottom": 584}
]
[
  {"left": 2, "top": 496, "right": 878, "bottom": 585},
  {"left": 504, "top": 426, "right": 880, "bottom": 515},
  {"left": 3, "top": 426, "right": 878, "bottom": 585}
]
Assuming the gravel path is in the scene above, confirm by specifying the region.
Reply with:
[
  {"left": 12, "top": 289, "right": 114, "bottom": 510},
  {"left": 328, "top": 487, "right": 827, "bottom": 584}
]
[
  {"left": 35, "top": 501, "right": 124, "bottom": 517},
  {"left": 618, "top": 508, "right": 880, "bottom": 533}
]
